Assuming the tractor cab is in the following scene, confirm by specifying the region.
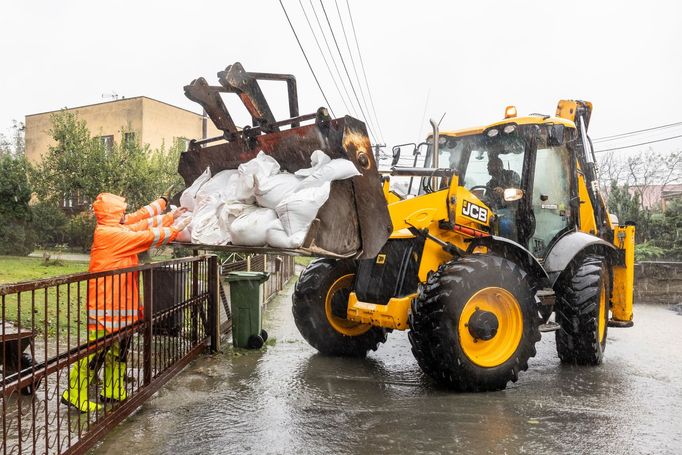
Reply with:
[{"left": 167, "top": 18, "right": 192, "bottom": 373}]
[{"left": 417, "top": 111, "right": 582, "bottom": 258}]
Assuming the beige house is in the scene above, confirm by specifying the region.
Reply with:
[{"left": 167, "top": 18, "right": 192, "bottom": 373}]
[{"left": 25, "top": 96, "right": 221, "bottom": 163}]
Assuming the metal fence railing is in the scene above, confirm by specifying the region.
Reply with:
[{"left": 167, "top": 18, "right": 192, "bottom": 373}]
[
  {"left": 0, "top": 253, "right": 297, "bottom": 455},
  {"left": 1, "top": 255, "right": 219, "bottom": 455},
  {"left": 219, "top": 254, "right": 296, "bottom": 302}
]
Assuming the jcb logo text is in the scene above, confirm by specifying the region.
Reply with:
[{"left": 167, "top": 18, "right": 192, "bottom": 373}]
[{"left": 462, "top": 201, "right": 488, "bottom": 223}]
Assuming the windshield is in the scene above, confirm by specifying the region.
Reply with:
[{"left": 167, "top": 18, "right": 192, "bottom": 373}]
[{"left": 422, "top": 131, "right": 526, "bottom": 198}]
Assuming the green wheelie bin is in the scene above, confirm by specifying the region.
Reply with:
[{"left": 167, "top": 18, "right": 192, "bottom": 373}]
[{"left": 224, "top": 271, "right": 270, "bottom": 349}]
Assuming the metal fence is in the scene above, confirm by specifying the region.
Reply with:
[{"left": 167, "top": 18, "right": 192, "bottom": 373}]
[
  {"left": 1, "top": 255, "right": 219, "bottom": 455},
  {"left": 0, "top": 253, "right": 297, "bottom": 455},
  {"left": 220, "top": 254, "right": 296, "bottom": 303}
]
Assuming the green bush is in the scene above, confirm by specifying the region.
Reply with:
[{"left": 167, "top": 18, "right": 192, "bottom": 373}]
[
  {"left": 0, "top": 154, "right": 34, "bottom": 255},
  {"left": 634, "top": 242, "right": 665, "bottom": 261},
  {"left": 0, "top": 221, "right": 34, "bottom": 256},
  {"left": 31, "top": 202, "right": 68, "bottom": 248},
  {"left": 66, "top": 211, "right": 96, "bottom": 252}
]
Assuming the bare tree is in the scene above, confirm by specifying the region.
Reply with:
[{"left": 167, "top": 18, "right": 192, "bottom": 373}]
[
  {"left": 598, "top": 148, "right": 681, "bottom": 210},
  {"left": 0, "top": 120, "right": 25, "bottom": 157}
]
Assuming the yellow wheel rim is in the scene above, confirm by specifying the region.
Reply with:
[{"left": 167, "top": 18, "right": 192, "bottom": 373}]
[
  {"left": 598, "top": 282, "right": 607, "bottom": 343},
  {"left": 324, "top": 274, "right": 372, "bottom": 337},
  {"left": 459, "top": 287, "right": 523, "bottom": 368}
]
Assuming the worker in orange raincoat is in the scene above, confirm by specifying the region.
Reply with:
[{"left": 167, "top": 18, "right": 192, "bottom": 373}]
[{"left": 61, "top": 192, "right": 191, "bottom": 412}]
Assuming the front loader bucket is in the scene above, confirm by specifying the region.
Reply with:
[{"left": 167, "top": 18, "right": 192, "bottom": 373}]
[{"left": 176, "top": 114, "right": 392, "bottom": 259}]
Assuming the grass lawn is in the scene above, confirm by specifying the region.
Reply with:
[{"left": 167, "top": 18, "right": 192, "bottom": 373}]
[
  {"left": 0, "top": 256, "right": 89, "bottom": 285},
  {"left": 1, "top": 256, "right": 90, "bottom": 338},
  {"left": 294, "top": 256, "right": 314, "bottom": 267}
]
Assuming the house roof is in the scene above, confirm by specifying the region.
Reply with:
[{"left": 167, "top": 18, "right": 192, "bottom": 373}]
[{"left": 25, "top": 96, "right": 203, "bottom": 119}]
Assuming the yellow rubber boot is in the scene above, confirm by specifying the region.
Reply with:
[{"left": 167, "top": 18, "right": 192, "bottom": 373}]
[
  {"left": 61, "top": 358, "right": 102, "bottom": 413},
  {"left": 100, "top": 358, "right": 127, "bottom": 402}
]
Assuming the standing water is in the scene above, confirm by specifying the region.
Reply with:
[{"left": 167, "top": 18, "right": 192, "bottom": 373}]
[{"left": 94, "top": 282, "right": 682, "bottom": 454}]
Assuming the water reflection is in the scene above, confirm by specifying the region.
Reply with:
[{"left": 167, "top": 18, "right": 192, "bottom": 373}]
[{"left": 94, "top": 296, "right": 682, "bottom": 454}]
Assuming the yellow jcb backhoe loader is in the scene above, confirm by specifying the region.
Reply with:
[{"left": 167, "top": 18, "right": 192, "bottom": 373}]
[{"left": 177, "top": 63, "right": 635, "bottom": 392}]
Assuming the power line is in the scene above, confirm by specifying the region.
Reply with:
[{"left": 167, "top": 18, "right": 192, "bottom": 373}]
[
  {"left": 319, "top": 0, "right": 378, "bottom": 144},
  {"left": 333, "top": 0, "right": 382, "bottom": 144},
  {"left": 279, "top": 0, "right": 336, "bottom": 117},
  {"left": 594, "top": 134, "right": 682, "bottom": 153},
  {"left": 592, "top": 121, "right": 682, "bottom": 143},
  {"left": 298, "top": 0, "right": 353, "bottom": 115},
  {"left": 346, "top": 0, "right": 385, "bottom": 143},
  {"left": 309, "top": 0, "right": 358, "bottom": 118}
]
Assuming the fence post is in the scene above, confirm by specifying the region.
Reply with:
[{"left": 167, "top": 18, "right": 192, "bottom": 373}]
[
  {"left": 191, "top": 259, "right": 199, "bottom": 342},
  {"left": 208, "top": 255, "right": 220, "bottom": 352},
  {"left": 142, "top": 268, "right": 153, "bottom": 386},
  {"left": 246, "top": 255, "right": 251, "bottom": 271}
]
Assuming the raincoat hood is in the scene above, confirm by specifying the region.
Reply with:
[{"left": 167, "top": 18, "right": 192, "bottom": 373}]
[{"left": 93, "top": 193, "right": 127, "bottom": 226}]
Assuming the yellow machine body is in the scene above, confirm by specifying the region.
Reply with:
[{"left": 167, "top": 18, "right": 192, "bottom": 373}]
[{"left": 346, "top": 100, "right": 636, "bottom": 331}]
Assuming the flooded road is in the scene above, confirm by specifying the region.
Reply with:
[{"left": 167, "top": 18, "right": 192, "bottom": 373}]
[{"left": 95, "top": 282, "right": 682, "bottom": 454}]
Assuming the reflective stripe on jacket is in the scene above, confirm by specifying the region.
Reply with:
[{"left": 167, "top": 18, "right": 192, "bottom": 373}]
[
  {"left": 126, "top": 213, "right": 174, "bottom": 232},
  {"left": 123, "top": 198, "right": 167, "bottom": 225},
  {"left": 87, "top": 193, "right": 178, "bottom": 332}
]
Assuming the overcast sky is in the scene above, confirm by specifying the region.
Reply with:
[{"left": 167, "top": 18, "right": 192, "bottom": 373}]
[{"left": 2, "top": 0, "right": 682, "bottom": 156}]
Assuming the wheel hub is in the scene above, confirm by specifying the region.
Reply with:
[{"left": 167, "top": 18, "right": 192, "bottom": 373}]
[
  {"left": 467, "top": 309, "right": 499, "bottom": 341},
  {"left": 330, "top": 289, "right": 350, "bottom": 319}
]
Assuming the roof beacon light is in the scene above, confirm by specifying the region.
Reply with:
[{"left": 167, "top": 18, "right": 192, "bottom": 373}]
[{"left": 504, "top": 105, "right": 517, "bottom": 119}]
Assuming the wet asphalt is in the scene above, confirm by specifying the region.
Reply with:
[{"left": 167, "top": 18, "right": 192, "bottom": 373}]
[{"left": 94, "top": 281, "right": 682, "bottom": 455}]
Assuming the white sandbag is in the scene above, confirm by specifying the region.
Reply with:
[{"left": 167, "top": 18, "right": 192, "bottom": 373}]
[
  {"left": 238, "top": 151, "right": 280, "bottom": 179},
  {"left": 294, "top": 150, "right": 331, "bottom": 177},
  {"left": 216, "top": 173, "right": 255, "bottom": 204},
  {"left": 217, "top": 202, "right": 256, "bottom": 233},
  {"left": 179, "top": 167, "right": 211, "bottom": 211},
  {"left": 191, "top": 196, "right": 230, "bottom": 245},
  {"left": 229, "top": 207, "right": 279, "bottom": 246},
  {"left": 254, "top": 172, "right": 303, "bottom": 209},
  {"left": 196, "top": 169, "right": 237, "bottom": 200},
  {"left": 266, "top": 219, "right": 307, "bottom": 249},
  {"left": 298, "top": 158, "right": 360, "bottom": 189},
  {"left": 276, "top": 181, "right": 331, "bottom": 237},
  {"left": 222, "top": 152, "right": 281, "bottom": 204}
]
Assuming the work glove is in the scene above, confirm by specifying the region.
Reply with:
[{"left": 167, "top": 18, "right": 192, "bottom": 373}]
[
  {"left": 160, "top": 184, "right": 176, "bottom": 204},
  {"left": 172, "top": 216, "right": 192, "bottom": 232},
  {"left": 171, "top": 207, "right": 189, "bottom": 220}
]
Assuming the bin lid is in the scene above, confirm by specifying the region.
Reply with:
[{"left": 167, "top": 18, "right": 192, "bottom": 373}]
[{"left": 224, "top": 271, "right": 270, "bottom": 283}]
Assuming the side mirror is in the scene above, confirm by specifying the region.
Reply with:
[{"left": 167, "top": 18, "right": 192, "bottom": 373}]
[
  {"left": 391, "top": 146, "right": 401, "bottom": 166},
  {"left": 503, "top": 188, "right": 524, "bottom": 202}
]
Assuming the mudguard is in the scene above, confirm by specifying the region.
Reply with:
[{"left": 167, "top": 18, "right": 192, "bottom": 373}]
[
  {"left": 543, "top": 231, "right": 617, "bottom": 285},
  {"left": 466, "top": 235, "right": 549, "bottom": 288}
]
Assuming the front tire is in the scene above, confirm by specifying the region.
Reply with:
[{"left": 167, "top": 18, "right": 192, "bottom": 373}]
[
  {"left": 409, "top": 255, "right": 541, "bottom": 392},
  {"left": 555, "top": 255, "right": 610, "bottom": 365},
  {"left": 292, "top": 259, "right": 388, "bottom": 357}
]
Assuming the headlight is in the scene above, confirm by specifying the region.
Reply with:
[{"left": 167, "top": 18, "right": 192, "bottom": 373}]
[{"left": 487, "top": 129, "right": 499, "bottom": 137}]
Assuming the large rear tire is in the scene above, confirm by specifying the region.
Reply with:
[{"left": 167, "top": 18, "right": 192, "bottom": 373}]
[
  {"left": 408, "top": 255, "right": 541, "bottom": 392},
  {"left": 292, "top": 259, "right": 388, "bottom": 357},
  {"left": 555, "top": 254, "right": 610, "bottom": 365}
]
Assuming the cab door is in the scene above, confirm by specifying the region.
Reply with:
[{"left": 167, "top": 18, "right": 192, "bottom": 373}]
[{"left": 528, "top": 142, "right": 575, "bottom": 257}]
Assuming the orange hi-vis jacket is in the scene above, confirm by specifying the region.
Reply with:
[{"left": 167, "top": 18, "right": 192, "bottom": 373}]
[{"left": 87, "top": 193, "right": 179, "bottom": 333}]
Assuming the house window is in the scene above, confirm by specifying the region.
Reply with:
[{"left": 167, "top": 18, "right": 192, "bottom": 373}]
[
  {"left": 96, "top": 135, "right": 114, "bottom": 152},
  {"left": 124, "top": 132, "right": 136, "bottom": 146},
  {"left": 62, "top": 191, "right": 89, "bottom": 210}
]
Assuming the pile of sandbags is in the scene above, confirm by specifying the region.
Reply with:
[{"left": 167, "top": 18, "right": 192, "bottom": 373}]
[{"left": 176, "top": 150, "right": 359, "bottom": 248}]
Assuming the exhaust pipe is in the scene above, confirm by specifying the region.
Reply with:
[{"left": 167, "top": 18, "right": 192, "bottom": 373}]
[{"left": 430, "top": 118, "right": 440, "bottom": 189}]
